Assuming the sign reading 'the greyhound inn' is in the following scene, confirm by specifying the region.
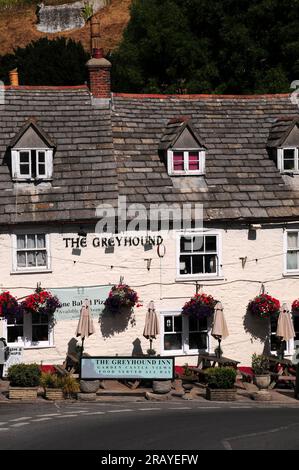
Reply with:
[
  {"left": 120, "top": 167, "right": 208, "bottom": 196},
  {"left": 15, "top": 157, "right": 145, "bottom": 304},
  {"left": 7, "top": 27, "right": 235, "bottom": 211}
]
[{"left": 80, "top": 357, "right": 174, "bottom": 380}]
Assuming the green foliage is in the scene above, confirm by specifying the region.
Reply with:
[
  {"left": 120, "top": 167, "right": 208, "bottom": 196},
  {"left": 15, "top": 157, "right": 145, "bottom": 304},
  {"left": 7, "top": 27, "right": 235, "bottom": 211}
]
[
  {"left": 252, "top": 353, "right": 270, "bottom": 375},
  {"left": 8, "top": 363, "right": 41, "bottom": 387},
  {"left": 0, "top": 37, "right": 89, "bottom": 86},
  {"left": 111, "top": 0, "right": 299, "bottom": 94},
  {"left": 81, "top": 1, "right": 93, "bottom": 21},
  {"left": 61, "top": 375, "right": 80, "bottom": 398},
  {"left": 40, "top": 372, "right": 63, "bottom": 389},
  {"left": 146, "top": 348, "right": 156, "bottom": 356},
  {"left": 205, "top": 367, "right": 237, "bottom": 389}
]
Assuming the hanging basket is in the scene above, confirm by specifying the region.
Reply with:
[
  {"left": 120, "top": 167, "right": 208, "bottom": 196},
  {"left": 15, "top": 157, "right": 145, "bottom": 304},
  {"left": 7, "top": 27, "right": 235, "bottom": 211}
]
[
  {"left": 21, "top": 289, "right": 62, "bottom": 316},
  {"left": 292, "top": 299, "right": 299, "bottom": 315},
  {"left": 182, "top": 293, "right": 216, "bottom": 320},
  {"left": 247, "top": 293, "right": 280, "bottom": 318},
  {"left": 0, "top": 291, "right": 22, "bottom": 319},
  {"left": 104, "top": 284, "right": 142, "bottom": 314}
]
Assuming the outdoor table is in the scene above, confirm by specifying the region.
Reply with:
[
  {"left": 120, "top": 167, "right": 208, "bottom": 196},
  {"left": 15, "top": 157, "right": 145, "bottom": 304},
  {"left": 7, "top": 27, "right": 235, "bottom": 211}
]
[
  {"left": 265, "top": 355, "right": 296, "bottom": 389},
  {"left": 195, "top": 353, "right": 240, "bottom": 369}
]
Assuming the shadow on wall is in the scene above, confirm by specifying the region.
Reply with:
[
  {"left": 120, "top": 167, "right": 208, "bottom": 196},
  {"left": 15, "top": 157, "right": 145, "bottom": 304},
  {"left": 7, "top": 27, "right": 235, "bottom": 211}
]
[
  {"left": 132, "top": 338, "right": 143, "bottom": 357},
  {"left": 67, "top": 337, "right": 79, "bottom": 355},
  {"left": 99, "top": 307, "right": 136, "bottom": 339},
  {"left": 243, "top": 307, "right": 271, "bottom": 355}
]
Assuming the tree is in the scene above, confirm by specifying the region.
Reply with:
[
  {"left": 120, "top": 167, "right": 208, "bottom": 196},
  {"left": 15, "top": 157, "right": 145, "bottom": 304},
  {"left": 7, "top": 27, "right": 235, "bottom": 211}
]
[
  {"left": 0, "top": 37, "right": 89, "bottom": 86},
  {"left": 111, "top": 0, "right": 299, "bottom": 94}
]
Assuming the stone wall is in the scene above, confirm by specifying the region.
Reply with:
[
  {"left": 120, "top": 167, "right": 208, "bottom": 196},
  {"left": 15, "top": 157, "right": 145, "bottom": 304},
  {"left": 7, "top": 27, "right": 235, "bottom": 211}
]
[{"left": 37, "top": 0, "right": 110, "bottom": 33}]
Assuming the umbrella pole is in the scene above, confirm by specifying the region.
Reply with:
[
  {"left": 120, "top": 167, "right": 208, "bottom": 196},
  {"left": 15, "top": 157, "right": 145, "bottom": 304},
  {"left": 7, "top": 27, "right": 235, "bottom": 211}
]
[
  {"left": 81, "top": 336, "right": 85, "bottom": 358},
  {"left": 149, "top": 338, "right": 153, "bottom": 351},
  {"left": 217, "top": 338, "right": 222, "bottom": 358}
]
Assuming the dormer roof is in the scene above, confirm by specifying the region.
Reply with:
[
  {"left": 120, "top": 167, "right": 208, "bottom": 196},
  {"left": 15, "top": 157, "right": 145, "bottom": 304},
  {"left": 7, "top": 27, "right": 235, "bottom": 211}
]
[
  {"left": 9, "top": 119, "right": 56, "bottom": 149},
  {"left": 267, "top": 116, "right": 299, "bottom": 148},
  {"left": 159, "top": 117, "right": 206, "bottom": 150}
]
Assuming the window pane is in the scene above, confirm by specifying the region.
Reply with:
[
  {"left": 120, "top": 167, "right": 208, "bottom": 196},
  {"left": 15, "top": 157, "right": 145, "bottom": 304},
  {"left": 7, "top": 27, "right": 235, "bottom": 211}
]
[
  {"left": 164, "top": 333, "right": 182, "bottom": 350},
  {"left": 36, "top": 251, "right": 47, "bottom": 266},
  {"left": 189, "top": 316, "right": 207, "bottom": 332},
  {"left": 189, "top": 332, "right": 207, "bottom": 350},
  {"left": 288, "top": 232, "right": 298, "bottom": 249},
  {"left": 205, "top": 255, "right": 217, "bottom": 273},
  {"left": 173, "top": 152, "right": 184, "bottom": 171},
  {"left": 32, "top": 312, "right": 49, "bottom": 324},
  {"left": 36, "top": 234, "right": 46, "bottom": 249},
  {"left": 27, "top": 235, "right": 36, "bottom": 249},
  {"left": 20, "top": 152, "right": 29, "bottom": 163},
  {"left": 20, "top": 164, "right": 30, "bottom": 175},
  {"left": 205, "top": 236, "right": 217, "bottom": 252},
  {"left": 17, "top": 235, "right": 26, "bottom": 249},
  {"left": 173, "top": 316, "right": 182, "bottom": 332},
  {"left": 17, "top": 252, "right": 26, "bottom": 267},
  {"left": 293, "top": 316, "right": 299, "bottom": 338},
  {"left": 32, "top": 325, "right": 49, "bottom": 342},
  {"left": 27, "top": 252, "right": 36, "bottom": 267},
  {"left": 7, "top": 316, "right": 23, "bottom": 326},
  {"left": 283, "top": 149, "right": 295, "bottom": 170},
  {"left": 192, "top": 255, "right": 204, "bottom": 274},
  {"left": 38, "top": 152, "right": 45, "bottom": 163},
  {"left": 38, "top": 164, "right": 46, "bottom": 176},
  {"left": 7, "top": 326, "right": 23, "bottom": 343},
  {"left": 180, "top": 237, "right": 192, "bottom": 252},
  {"left": 193, "top": 236, "right": 204, "bottom": 252},
  {"left": 164, "top": 316, "right": 173, "bottom": 332},
  {"left": 188, "top": 151, "right": 199, "bottom": 171},
  {"left": 180, "top": 255, "right": 191, "bottom": 274},
  {"left": 287, "top": 251, "right": 298, "bottom": 270}
]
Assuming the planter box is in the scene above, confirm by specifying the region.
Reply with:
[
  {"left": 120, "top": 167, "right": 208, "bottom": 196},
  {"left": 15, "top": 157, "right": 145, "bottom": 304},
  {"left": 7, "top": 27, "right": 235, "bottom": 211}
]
[
  {"left": 206, "top": 387, "right": 236, "bottom": 401},
  {"left": 45, "top": 388, "right": 64, "bottom": 401},
  {"left": 9, "top": 387, "right": 38, "bottom": 400}
]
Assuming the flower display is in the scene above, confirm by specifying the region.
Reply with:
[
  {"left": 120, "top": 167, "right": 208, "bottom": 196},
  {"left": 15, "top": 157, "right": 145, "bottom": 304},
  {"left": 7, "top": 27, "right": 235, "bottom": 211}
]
[
  {"left": 182, "top": 293, "right": 216, "bottom": 319},
  {"left": 292, "top": 299, "right": 299, "bottom": 314},
  {"left": 0, "top": 291, "right": 22, "bottom": 319},
  {"left": 104, "top": 284, "right": 141, "bottom": 313},
  {"left": 248, "top": 293, "right": 280, "bottom": 318},
  {"left": 21, "top": 289, "right": 62, "bottom": 316}
]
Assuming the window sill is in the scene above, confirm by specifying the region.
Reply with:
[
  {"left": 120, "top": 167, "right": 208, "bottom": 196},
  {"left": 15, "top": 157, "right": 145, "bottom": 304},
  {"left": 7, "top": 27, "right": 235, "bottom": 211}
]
[
  {"left": 175, "top": 276, "right": 224, "bottom": 282},
  {"left": 7, "top": 344, "right": 55, "bottom": 349},
  {"left": 11, "top": 269, "right": 52, "bottom": 275},
  {"left": 283, "top": 272, "right": 299, "bottom": 278}
]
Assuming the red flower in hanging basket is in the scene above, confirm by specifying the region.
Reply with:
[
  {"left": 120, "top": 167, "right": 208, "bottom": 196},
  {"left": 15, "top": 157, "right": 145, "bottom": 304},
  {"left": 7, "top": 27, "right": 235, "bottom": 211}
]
[
  {"left": 0, "top": 291, "right": 22, "bottom": 319},
  {"left": 21, "top": 289, "right": 61, "bottom": 315},
  {"left": 182, "top": 293, "right": 217, "bottom": 319},
  {"left": 292, "top": 299, "right": 299, "bottom": 314},
  {"left": 104, "top": 284, "right": 141, "bottom": 313},
  {"left": 248, "top": 293, "right": 280, "bottom": 318}
]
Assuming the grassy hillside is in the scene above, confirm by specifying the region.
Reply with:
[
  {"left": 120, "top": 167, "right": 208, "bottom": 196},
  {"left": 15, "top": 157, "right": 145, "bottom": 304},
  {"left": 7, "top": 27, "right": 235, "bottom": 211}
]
[{"left": 0, "top": 0, "right": 131, "bottom": 56}]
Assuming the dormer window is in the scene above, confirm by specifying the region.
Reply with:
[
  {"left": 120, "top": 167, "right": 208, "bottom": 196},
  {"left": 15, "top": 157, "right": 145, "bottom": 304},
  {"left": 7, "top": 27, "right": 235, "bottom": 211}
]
[
  {"left": 168, "top": 149, "right": 205, "bottom": 175},
  {"left": 9, "top": 120, "right": 55, "bottom": 182},
  {"left": 277, "top": 148, "right": 299, "bottom": 173},
  {"left": 159, "top": 117, "right": 206, "bottom": 177}
]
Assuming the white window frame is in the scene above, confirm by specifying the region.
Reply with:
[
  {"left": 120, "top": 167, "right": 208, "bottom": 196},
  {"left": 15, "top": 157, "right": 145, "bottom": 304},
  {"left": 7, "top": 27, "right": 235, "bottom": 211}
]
[
  {"left": 283, "top": 229, "right": 299, "bottom": 275},
  {"left": 11, "top": 232, "right": 51, "bottom": 274},
  {"left": 2, "top": 315, "right": 54, "bottom": 349},
  {"left": 160, "top": 310, "right": 211, "bottom": 356},
  {"left": 277, "top": 147, "right": 299, "bottom": 174},
  {"left": 11, "top": 148, "right": 53, "bottom": 181},
  {"left": 167, "top": 148, "right": 205, "bottom": 176},
  {"left": 176, "top": 230, "right": 222, "bottom": 280}
]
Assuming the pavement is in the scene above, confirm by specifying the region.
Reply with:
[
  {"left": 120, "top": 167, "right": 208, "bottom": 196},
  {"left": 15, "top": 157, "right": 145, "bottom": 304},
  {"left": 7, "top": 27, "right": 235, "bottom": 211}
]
[{"left": 0, "top": 378, "right": 298, "bottom": 405}]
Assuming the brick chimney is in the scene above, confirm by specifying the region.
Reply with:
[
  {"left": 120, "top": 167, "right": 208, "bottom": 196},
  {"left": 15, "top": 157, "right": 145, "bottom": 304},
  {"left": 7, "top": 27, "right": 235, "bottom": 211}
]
[
  {"left": 86, "top": 17, "right": 111, "bottom": 99},
  {"left": 9, "top": 68, "right": 19, "bottom": 87}
]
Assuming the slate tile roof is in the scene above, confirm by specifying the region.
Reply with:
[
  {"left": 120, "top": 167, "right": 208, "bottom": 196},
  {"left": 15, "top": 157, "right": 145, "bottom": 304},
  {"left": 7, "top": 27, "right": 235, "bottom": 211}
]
[
  {"left": 0, "top": 87, "right": 118, "bottom": 225},
  {"left": 267, "top": 115, "right": 299, "bottom": 148},
  {"left": 1, "top": 88, "right": 299, "bottom": 225},
  {"left": 112, "top": 93, "right": 299, "bottom": 222}
]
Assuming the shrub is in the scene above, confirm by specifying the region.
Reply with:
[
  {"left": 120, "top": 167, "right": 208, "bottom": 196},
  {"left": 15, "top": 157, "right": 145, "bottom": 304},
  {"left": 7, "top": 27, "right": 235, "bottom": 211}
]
[
  {"left": 205, "top": 367, "right": 236, "bottom": 389},
  {"left": 252, "top": 353, "right": 270, "bottom": 375},
  {"left": 8, "top": 363, "right": 41, "bottom": 387},
  {"left": 40, "top": 372, "right": 63, "bottom": 389},
  {"left": 61, "top": 375, "right": 80, "bottom": 398}
]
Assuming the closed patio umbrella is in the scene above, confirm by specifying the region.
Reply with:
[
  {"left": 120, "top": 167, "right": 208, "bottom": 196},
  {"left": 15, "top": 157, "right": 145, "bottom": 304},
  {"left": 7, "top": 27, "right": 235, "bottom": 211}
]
[
  {"left": 212, "top": 302, "right": 229, "bottom": 358},
  {"left": 276, "top": 303, "right": 295, "bottom": 359},
  {"left": 76, "top": 299, "right": 95, "bottom": 356},
  {"left": 143, "top": 301, "right": 160, "bottom": 351}
]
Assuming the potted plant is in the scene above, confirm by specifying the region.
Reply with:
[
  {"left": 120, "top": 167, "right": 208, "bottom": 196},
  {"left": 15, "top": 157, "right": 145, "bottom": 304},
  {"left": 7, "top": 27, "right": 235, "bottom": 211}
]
[
  {"left": 182, "top": 293, "right": 217, "bottom": 320},
  {"left": 61, "top": 374, "right": 80, "bottom": 399},
  {"left": 104, "top": 284, "right": 142, "bottom": 313},
  {"left": 292, "top": 299, "right": 299, "bottom": 315},
  {"left": 147, "top": 348, "right": 156, "bottom": 356},
  {"left": 247, "top": 293, "right": 280, "bottom": 318},
  {"left": 251, "top": 353, "right": 270, "bottom": 389},
  {"left": 205, "top": 367, "right": 237, "bottom": 401},
  {"left": 40, "top": 372, "right": 64, "bottom": 401},
  {"left": 179, "top": 364, "right": 198, "bottom": 392},
  {"left": 8, "top": 363, "right": 41, "bottom": 400}
]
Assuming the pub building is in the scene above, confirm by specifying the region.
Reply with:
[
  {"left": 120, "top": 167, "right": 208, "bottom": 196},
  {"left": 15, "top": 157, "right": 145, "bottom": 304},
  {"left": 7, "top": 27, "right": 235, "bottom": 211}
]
[{"left": 1, "top": 26, "right": 299, "bottom": 369}]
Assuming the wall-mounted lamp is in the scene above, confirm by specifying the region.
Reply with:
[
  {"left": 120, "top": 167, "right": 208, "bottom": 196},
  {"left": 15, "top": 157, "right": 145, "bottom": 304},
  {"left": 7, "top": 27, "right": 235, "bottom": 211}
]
[
  {"left": 78, "top": 226, "right": 87, "bottom": 238},
  {"left": 249, "top": 224, "right": 262, "bottom": 230}
]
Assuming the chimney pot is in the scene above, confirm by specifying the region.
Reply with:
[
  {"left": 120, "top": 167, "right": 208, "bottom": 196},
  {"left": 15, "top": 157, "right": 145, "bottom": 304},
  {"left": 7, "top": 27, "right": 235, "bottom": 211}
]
[{"left": 9, "top": 68, "right": 19, "bottom": 87}]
